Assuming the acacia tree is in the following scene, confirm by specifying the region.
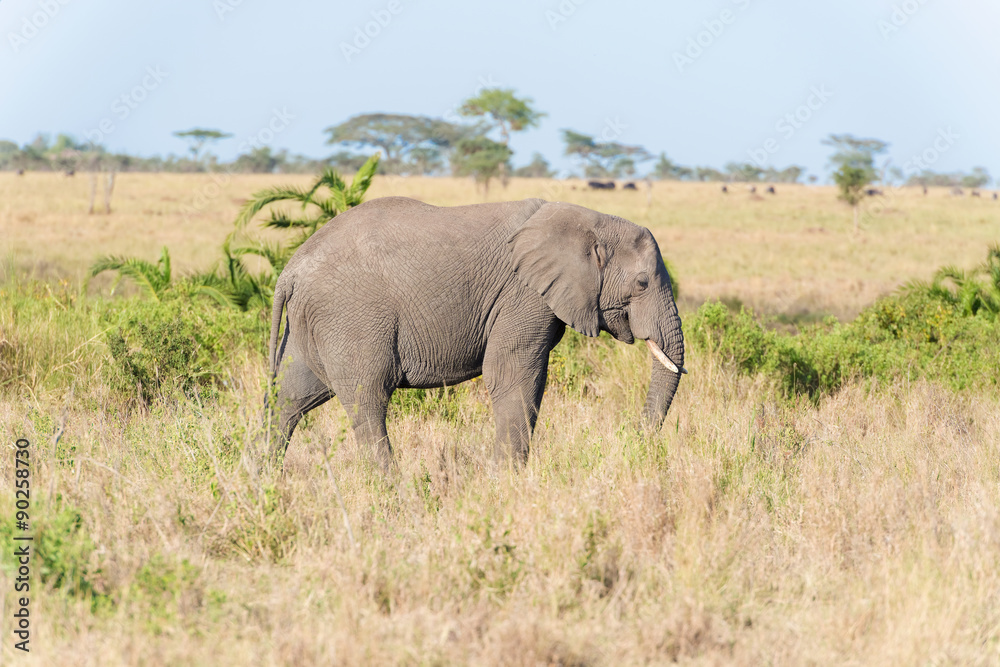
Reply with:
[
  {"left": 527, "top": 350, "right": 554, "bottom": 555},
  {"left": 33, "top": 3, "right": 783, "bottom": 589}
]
[
  {"left": 823, "top": 134, "right": 888, "bottom": 177},
  {"left": 450, "top": 137, "right": 512, "bottom": 197},
  {"left": 173, "top": 128, "right": 233, "bottom": 165},
  {"left": 651, "top": 153, "right": 692, "bottom": 180},
  {"left": 513, "top": 152, "right": 556, "bottom": 178},
  {"left": 833, "top": 165, "right": 869, "bottom": 232},
  {"left": 562, "top": 129, "right": 651, "bottom": 178},
  {"left": 459, "top": 89, "right": 545, "bottom": 185},
  {"left": 961, "top": 167, "right": 991, "bottom": 189},
  {"left": 823, "top": 133, "right": 888, "bottom": 232},
  {"left": 325, "top": 113, "right": 475, "bottom": 175}
]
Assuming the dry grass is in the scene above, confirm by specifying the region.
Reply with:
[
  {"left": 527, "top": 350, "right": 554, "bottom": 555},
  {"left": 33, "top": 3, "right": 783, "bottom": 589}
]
[{"left": 2, "top": 173, "right": 999, "bottom": 664}]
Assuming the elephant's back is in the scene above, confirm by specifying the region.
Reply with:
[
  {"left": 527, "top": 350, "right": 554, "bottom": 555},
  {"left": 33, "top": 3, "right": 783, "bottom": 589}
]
[{"left": 285, "top": 196, "right": 544, "bottom": 275}]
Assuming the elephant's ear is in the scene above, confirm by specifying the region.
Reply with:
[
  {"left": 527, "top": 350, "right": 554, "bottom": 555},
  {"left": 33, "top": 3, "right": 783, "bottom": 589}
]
[{"left": 508, "top": 203, "right": 605, "bottom": 337}]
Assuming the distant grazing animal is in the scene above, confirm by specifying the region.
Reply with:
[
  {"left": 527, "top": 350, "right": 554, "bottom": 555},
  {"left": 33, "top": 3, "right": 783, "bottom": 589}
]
[
  {"left": 865, "top": 188, "right": 883, "bottom": 196},
  {"left": 922, "top": 186, "right": 928, "bottom": 195},
  {"left": 766, "top": 186, "right": 776, "bottom": 195},
  {"left": 65, "top": 169, "right": 75, "bottom": 177},
  {"left": 971, "top": 190, "right": 981, "bottom": 197},
  {"left": 721, "top": 185, "right": 728, "bottom": 193},
  {"left": 16, "top": 169, "right": 24, "bottom": 176},
  {"left": 993, "top": 193, "right": 998, "bottom": 200},
  {"left": 623, "top": 182, "right": 638, "bottom": 190},
  {"left": 264, "top": 197, "right": 686, "bottom": 470},
  {"left": 748, "top": 185, "right": 757, "bottom": 194},
  {"left": 951, "top": 187, "right": 964, "bottom": 196},
  {"left": 587, "top": 180, "right": 615, "bottom": 190}
]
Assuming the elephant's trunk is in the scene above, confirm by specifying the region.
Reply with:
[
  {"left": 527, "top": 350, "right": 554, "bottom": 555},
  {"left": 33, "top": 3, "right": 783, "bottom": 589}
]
[{"left": 640, "top": 300, "right": 685, "bottom": 430}]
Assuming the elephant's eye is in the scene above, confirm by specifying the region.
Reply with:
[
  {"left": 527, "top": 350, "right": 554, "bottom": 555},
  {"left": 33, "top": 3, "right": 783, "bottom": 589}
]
[{"left": 634, "top": 272, "right": 649, "bottom": 294}]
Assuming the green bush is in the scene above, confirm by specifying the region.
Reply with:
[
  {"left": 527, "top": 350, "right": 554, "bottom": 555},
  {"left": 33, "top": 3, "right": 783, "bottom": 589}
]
[
  {"left": 0, "top": 498, "right": 110, "bottom": 611},
  {"left": 102, "top": 296, "right": 267, "bottom": 404},
  {"left": 688, "top": 282, "right": 1000, "bottom": 398}
]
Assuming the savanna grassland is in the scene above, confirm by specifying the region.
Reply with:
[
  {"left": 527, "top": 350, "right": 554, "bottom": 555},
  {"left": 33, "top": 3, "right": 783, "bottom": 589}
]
[{"left": 2, "top": 172, "right": 999, "bottom": 665}]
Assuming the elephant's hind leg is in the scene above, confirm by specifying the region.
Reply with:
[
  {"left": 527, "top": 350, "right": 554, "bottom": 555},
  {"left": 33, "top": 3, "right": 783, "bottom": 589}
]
[
  {"left": 269, "top": 353, "right": 333, "bottom": 463},
  {"left": 325, "top": 354, "right": 399, "bottom": 473}
]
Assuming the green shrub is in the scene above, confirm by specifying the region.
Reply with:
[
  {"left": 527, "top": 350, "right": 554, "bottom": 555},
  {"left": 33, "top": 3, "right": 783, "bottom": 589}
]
[
  {"left": 102, "top": 296, "right": 267, "bottom": 404},
  {"left": 547, "top": 329, "right": 596, "bottom": 394},
  {"left": 0, "top": 498, "right": 110, "bottom": 611},
  {"left": 689, "top": 281, "right": 1000, "bottom": 397},
  {"left": 686, "top": 302, "right": 821, "bottom": 396}
]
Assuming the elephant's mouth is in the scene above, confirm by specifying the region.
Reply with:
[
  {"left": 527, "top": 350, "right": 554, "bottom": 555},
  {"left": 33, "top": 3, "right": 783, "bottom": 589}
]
[{"left": 600, "top": 308, "right": 634, "bottom": 344}]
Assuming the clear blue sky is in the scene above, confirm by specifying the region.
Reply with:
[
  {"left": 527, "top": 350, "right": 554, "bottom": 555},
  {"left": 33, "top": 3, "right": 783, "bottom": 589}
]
[{"left": 2, "top": 0, "right": 997, "bottom": 181}]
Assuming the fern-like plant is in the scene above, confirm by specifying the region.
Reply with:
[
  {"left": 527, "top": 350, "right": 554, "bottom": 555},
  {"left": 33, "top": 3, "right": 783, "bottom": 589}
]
[
  {"left": 217, "top": 153, "right": 380, "bottom": 310},
  {"left": 90, "top": 246, "right": 231, "bottom": 307},
  {"left": 901, "top": 243, "right": 1000, "bottom": 318},
  {"left": 234, "top": 153, "right": 379, "bottom": 248},
  {"left": 89, "top": 246, "right": 174, "bottom": 301}
]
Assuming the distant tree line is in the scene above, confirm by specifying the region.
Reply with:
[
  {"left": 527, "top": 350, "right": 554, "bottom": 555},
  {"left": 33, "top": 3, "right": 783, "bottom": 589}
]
[
  {"left": 1, "top": 93, "right": 992, "bottom": 194},
  {"left": 905, "top": 167, "right": 991, "bottom": 189},
  {"left": 0, "top": 133, "right": 341, "bottom": 175},
  {"left": 648, "top": 153, "right": 804, "bottom": 183}
]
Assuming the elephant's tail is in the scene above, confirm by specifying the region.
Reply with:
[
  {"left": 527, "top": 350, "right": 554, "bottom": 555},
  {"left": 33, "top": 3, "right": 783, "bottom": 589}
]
[{"left": 268, "top": 277, "right": 289, "bottom": 383}]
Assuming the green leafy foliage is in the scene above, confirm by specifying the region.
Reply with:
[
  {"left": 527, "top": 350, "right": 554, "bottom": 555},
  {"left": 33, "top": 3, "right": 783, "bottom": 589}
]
[
  {"left": 102, "top": 297, "right": 266, "bottom": 404},
  {"left": 325, "top": 114, "right": 477, "bottom": 175},
  {"left": 547, "top": 329, "right": 596, "bottom": 395},
  {"left": 689, "top": 248, "right": 1000, "bottom": 397},
  {"left": 512, "top": 152, "right": 556, "bottom": 178},
  {"left": 459, "top": 88, "right": 545, "bottom": 145},
  {"left": 561, "top": 129, "right": 652, "bottom": 178},
  {"left": 90, "top": 246, "right": 173, "bottom": 301},
  {"left": 822, "top": 133, "right": 888, "bottom": 181},
  {"left": 450, "top": 136, "right": 512, "bottom": 194},
  {"left": 173, "top": 128, "right": 233, "bottom": 162},
  {"left": 0, "top": 499, "right": 110, "bottom": 611},
  {"left": 833, "top": 165, "right": 871, "bottom": 208},
  {"left": 218, "top": 154, "right": 380, "bottom": 310},
  {"left": 900, "top": 244, "right": 1000, "bottom": 318}
]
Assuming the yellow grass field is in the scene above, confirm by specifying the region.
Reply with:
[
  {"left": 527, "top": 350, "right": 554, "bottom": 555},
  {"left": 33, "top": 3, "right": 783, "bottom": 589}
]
[
  {"left": 3, "top": 172, "right": 998, "bottom": 318},
  {"left": 1, "top": 173, "right": 999, "bottom": 665}
]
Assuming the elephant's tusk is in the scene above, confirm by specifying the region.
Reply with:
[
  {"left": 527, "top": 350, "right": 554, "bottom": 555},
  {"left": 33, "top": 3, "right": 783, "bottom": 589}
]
[{"left": 646, "top": 339, "right": 687, "bottom": 374}]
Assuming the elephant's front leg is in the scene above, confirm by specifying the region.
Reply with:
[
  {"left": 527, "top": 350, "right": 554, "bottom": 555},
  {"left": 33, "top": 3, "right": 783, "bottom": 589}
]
[{"left": 483, "top": 338, "right": 551, "bottom": 466}]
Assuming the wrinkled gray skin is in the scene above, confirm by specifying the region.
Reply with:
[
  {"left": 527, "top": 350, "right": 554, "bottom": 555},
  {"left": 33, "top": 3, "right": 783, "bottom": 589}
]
[{"left": 266, "top": 197, "right": 684, "bottom": 469}]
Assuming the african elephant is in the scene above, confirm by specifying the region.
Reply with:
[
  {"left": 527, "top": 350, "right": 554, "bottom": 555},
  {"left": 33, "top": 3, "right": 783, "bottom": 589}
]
[{"left": 266, "top": 197, "right": 685, "bottom": 468}]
